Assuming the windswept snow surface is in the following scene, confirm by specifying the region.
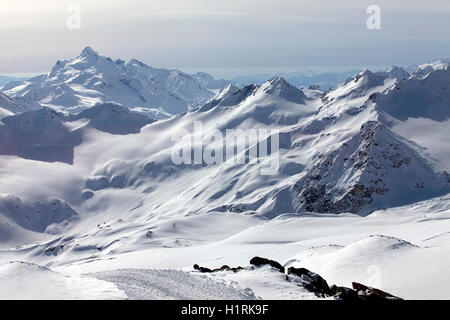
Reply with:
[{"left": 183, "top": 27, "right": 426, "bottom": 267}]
[
  {"left": 0, "top": 197, "right": 449, "bottom": 299},
  {"left": 0, "top": 261, "right": 256, "bottom": 300},
  {"left": 0, "top": 62, "right": 449, "bottom": 299},
  {"left": 93, "top": 269, "right": 256, "bottom": 300}
]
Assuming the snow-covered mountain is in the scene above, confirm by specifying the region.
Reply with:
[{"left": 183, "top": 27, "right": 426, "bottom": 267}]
[
  {"left": 0, "top": 103, "right": 155, "bottom": 164},
  {"left": 407, "top": 59, "right": 450, "bottom": 78},
  {"left": 0, "top": 60, "right": 449, "bottom": 299},
  {"left": 1, "top": 65, "right": 448, "bottom": 223},
  {"left": 1, "top": 67, "right": 449, "bottom": 217},
  {"left": 2, "top": 47, "right": 231, "bottom": 115}
]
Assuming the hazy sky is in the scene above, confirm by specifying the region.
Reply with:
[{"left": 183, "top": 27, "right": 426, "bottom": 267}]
[{"left": 1, "top": 0, "right": 449, "bottom": 78}]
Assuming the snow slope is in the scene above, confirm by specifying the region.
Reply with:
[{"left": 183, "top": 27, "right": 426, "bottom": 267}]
[
  {"left": 0, "top": 261, "right": 256, "bottom": 300},
  {"left": 65, "top": 102, "right": 156, "bottom": 135},
  {"left": 0, "top": 261, "right": 126, "bottom": 299},
  {"left": 0, "top": 92, "right": 16, "bottom": 119},
  {"left": 2, "top": 47, "right": 231, "bottom": 115},
  {"left": 0, "top": 76, "right": 29, "bottom": 88},
  {"left": 1, "top": 196, "right": 448, "bottom": 299},
  {"left": 0, "top": 103, "right": 156, "bottom": 164}
]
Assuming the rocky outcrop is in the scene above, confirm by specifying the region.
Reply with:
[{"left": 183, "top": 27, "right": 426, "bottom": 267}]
[
  {"left": 193, "top": 264, "right": 246, "bottom": 273},
  {"left": 249, "top": 256, "right": 285, "bottom": 273},
  {"left": 291, "top": 121, "right": 449, "bottom": 214},
  {"left": 287, "top": 267, "right": 333, "bottom": 297},
  {"left": 193, "top": 257, "right": 402, "bottom": 300},
  {"left": 351, "top": 282, "right": 402, "bottom": 300}
]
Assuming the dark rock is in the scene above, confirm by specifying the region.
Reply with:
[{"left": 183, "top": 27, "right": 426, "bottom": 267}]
[
  {"left": 194, "top": 258, "right": 402, "bottom": 300},
  {"left": 352, "top": 282, "right": 402, "bottom": 300},
  {"left": 193, "top": 264, "right": 246, "bottom": 273},
  {"left": 330, "top": 285, "right": 360, "bottom": 301},
  {"left": 81, "top": 190, "right": 94, "bottom": 200},
  {"left": 287, "top": 267, "right": 333, "bottom": 297},
  {"left": 193, "top": 264, "right": 213, "bottom": 273},
  {"left": 249, "top": 257, "right": 285, "bottom": 273},
  {"left": 230, "top": 266, "right": 245, "bottom": 272}
]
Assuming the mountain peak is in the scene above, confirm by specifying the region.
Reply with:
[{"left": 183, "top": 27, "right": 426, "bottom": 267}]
[
  {"left": 357, "top": 69, "right": 374, "bottom": 78},
  {"left": 268, "top": 76, "right": 289, "bottom": 86},
  {"left": 259, "top": 76, "right": 306, "bottom": 104},
  {"left": 80, "top": 46, "right": 99, "bottom": 57}
]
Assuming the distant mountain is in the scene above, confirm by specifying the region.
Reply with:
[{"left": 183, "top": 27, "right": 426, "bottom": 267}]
[
  {"left": 2, "top": 47, "right": 231, "bottom": 115},
  {"left": 406, "top": 58, "right": 450, "bottom": 77},
  {"left": 232, "top": 69, "right": 360, "bottom": 90},
  {"left": 0, "top": 76, "right": 29, "bottom": 88}
]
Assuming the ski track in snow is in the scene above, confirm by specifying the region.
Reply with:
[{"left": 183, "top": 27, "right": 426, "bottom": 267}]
[{"left": 92, "top": 269, "right": 257, "bottom": 300}]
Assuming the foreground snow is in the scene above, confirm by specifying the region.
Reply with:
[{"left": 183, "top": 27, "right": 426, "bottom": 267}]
[
  {"left": 0, "top": 196, "right": 449, "bottom": 299},
  {"left": 0, "top": 261, "right": 126, "bottom": 300}
]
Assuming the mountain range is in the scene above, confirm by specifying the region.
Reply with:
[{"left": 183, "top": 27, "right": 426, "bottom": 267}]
[
  {"left": 232, "top": 69, "right": 360, "bottom": 90},
  {"left": 0, "top": 52, "right": 449, "bottom": 299},
  {"left": 1, "top": 47, "right": 231, "bottom": 115}
]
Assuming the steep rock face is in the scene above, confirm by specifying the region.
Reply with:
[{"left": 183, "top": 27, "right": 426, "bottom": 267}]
[{"left": 291, "top": 121, "right": 449, "bottom": 214}]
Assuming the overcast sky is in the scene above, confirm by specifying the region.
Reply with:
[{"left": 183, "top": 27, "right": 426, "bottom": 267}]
[{"left": 1, "top": 0, "right": 449, "bottom": 78}]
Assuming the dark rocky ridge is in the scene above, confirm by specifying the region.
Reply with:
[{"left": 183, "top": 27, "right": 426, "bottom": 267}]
[{"left": 193, "top": 256, "right": 402, "bottom": 301}]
